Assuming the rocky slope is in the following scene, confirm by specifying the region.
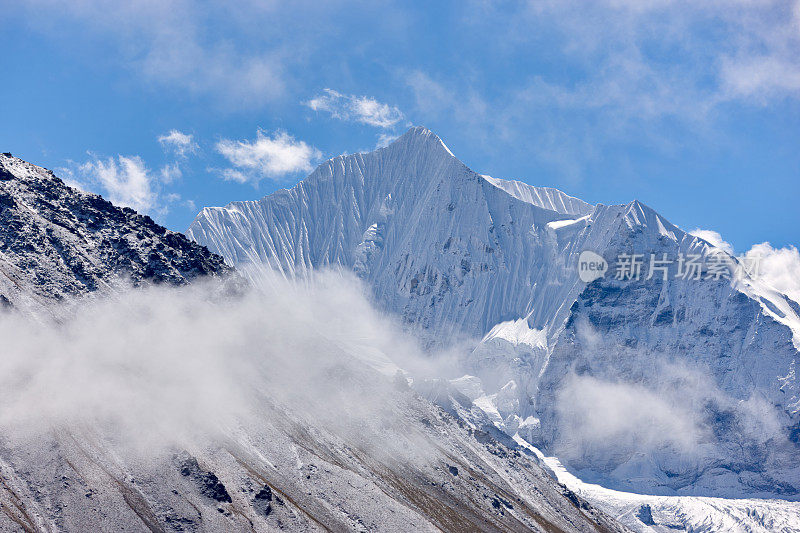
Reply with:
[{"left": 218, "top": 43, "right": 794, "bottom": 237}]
[
  {"left": 187, "top": 127, "right": 800, "bottom": 503},
  {"left": 0, "top": 364, "right": 626, "bottom": 533},
  {"left": 0, "top": 153, "right": 230, "bottom": 311}
]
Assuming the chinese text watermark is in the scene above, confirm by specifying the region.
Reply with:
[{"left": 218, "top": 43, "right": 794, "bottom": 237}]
[{"left": 579, "top": 250, "right": 762, "bottom": 283}]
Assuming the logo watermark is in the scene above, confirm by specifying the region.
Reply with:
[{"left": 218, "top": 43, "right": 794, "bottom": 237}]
[{"left": 578, "top": 250, "right": 608, "bottom": 283}]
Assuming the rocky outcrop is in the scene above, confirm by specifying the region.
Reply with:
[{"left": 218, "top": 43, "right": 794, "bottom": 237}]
[{"left": 0, "top": 153, "right": 231, "bottom": 310}]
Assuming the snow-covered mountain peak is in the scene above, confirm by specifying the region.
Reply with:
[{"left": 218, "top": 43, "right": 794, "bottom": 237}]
[
  {"left": 188, "top": 129, "right": 800, "bottom": 502},
  {"left": 387, "top": 125, "right": 457, "bottom": 157}
]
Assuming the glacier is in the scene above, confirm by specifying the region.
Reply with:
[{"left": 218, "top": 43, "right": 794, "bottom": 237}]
[{"left": 188, "top": 127, "right": 800, "bottom": 528}]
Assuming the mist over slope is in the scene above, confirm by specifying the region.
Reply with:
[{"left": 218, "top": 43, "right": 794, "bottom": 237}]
[
  {"left": 0, "top": 272, "right": 625, "bottom": 533},
  {"left": 3, "top": 136, "right": 799, "bottom": 530}
]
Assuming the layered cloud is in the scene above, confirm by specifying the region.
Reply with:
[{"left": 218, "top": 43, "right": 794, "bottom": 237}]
[
  {"left": 306, "top": 89, "right": 404, "bottom": 128},
  {"left": 216, "top": 130, "right": 321, "bottom": 184}
]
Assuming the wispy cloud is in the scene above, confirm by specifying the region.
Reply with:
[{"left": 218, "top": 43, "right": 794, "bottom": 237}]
[
  {"left": 553, "top": 320, "right": 790, "bottom": 478},
  {"left": 507, "top": 1, "right": 800, "bottom": 112},
  {"left": 159, "top": 162, "right": 183, "bottom": 184},
  {"left": 435, "top": 0, "right": 800, "bottom": 179},
  {"left": 216, "top": 130, "right": 321, "bottom": 184},
  {"left": 61, "top": 153, "right": 183, "bottom": 215},
  {"left": 375, "top": 132, "right": 400, "bottom": 149},
  {"left": 11, "top": 2, "right": 410, "bottom": 110},
  {"left": 13, "top": 1, "right": 289, "bottom": 108},
  {"left": 74, "top": 155, "right": 156, "bottom": 212},
  {"left": 306, "top": 89, "right": 404, "bottom": 128},
  {"left": 158, "top": 130, "right": 198, "bottom": 157}
]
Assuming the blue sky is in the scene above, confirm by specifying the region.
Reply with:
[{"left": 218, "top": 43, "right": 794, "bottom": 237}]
[{"left": 1, "top": 1, "right": 798, "bottom": 252}]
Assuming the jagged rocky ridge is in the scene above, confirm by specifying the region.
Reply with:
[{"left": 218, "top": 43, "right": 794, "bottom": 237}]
[
  {"left": 188, "top": 127, "right": 800, "bottom": 503},
  {"left": 0, "top": 153, "right": 230, "bottom": 310}
]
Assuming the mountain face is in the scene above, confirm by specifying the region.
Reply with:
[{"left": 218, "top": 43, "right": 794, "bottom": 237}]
[
  {"left": 0, "top": 152, "right": 629, "bottom": 533},
  {"left": 0, "top": 153, "right": 230, "bottom": 310},
  {"left": 187, "top": 128, "right": 598, "bottom": 340},
  {"left": 188, "top": 127, "right": 800, "bottom": 500}
]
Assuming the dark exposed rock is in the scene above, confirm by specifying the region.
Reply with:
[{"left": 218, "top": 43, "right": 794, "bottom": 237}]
[
  {"left": 177, "top": 454, "right": 232, "bottom": 503},
  {"left": 636, "top": 504, "right": 655, "bottom": 525},
  {"left": 559, "top": 484, "right": 591, "bottom": 511},
  {"left": 0, "top": 192, "right": 15, "bottom": 208},
  {"left": 653, "top": 306, "right": 674, "bottom": 326},
  {"left": 252, "top": 485, "right": 273, "bottom": 516},
  {"left": 164, "top": 514, "right": 197, "bottom": 532},
  {"left": 254, "top": 485, "right": 272, "bottom": 501}
]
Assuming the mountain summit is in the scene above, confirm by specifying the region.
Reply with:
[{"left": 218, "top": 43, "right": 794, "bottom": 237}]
[
  {"left": 188, "top": 126, "right": 596, "bottom": 337},
  {"left": 189, "top": 127, "right": 800, "bottom": 500}
]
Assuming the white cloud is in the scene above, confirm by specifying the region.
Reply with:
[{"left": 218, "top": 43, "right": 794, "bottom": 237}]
[
  {"left": 440, "top": 0, "right": 800, "bottom": 180},
  {"left": 552, "top": 322, "right": 790, "bottom": 473},
  {"left": 216, "top": 130, "right": 321, "bottom": 184},
  {"left": 745, "top": 242, "right": 800, "bottom": 305},
  {"left": 77, "top": 155, "right": 156, "bottom": 212},
  {"left": 513, "top": 1, "right": 800, "bottom": 111},
  {"left": 556, "top": 373, "right": 704, "bottom": 458},
  {"left": 158, "top": 130, "right": 198, "bottom": 157},
  {"left": 375, "top": 132, "right": 400, "bottom": 149},
  {"left": 159, "top": 162, "right": 182, "bottom": 184},
  {"left": 688, "top": 230, "right": 800, "bottom": 305},
  {"left": 64, "top": 153, "right": 184, "bottom": 215},
  {"left": 690, "top": 228, "right": 735, "bottom": 255},
  {"left": 720, "top": 55, "right": 800, "bottom": 101},
  {"left": 306, "top": 89, "right": 404, "bottom": 128},
  {"left": 0, "top": 270, "right": 447, "bottom": 456}
]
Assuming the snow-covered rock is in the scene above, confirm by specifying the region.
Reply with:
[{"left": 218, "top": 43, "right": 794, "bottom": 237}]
[
  {"left": 187, "top": 127, "right": 800, "bottom": 500},
  {"left": 0, "top": 153, "right": 231, "bottom": 310}
]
